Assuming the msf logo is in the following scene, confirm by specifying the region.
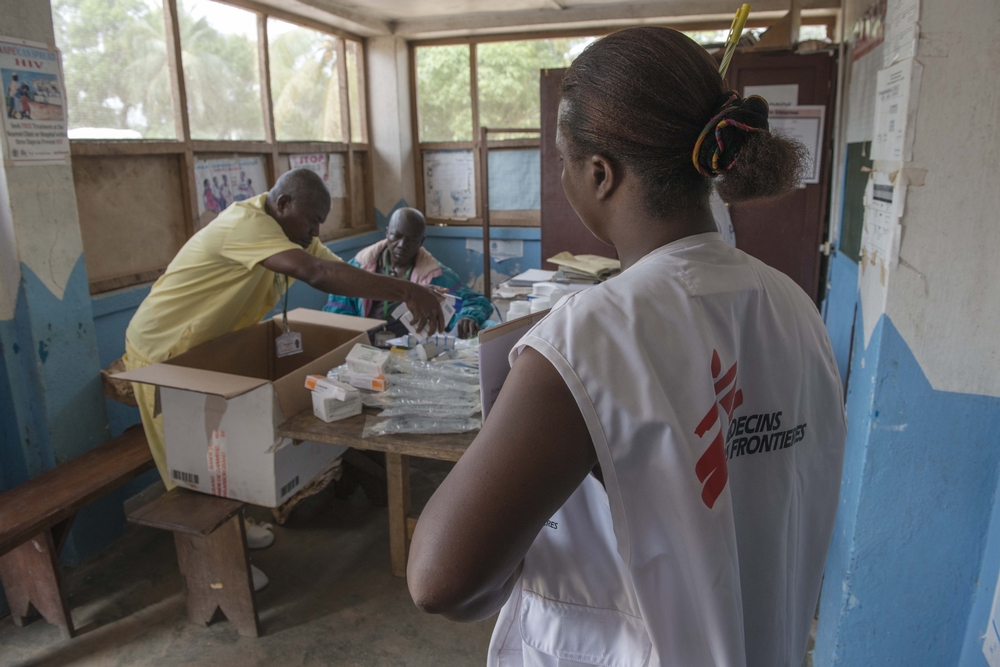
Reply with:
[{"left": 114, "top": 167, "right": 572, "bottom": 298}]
[{"left": 693, "top": 350, "right": 743, "bottom": 508}]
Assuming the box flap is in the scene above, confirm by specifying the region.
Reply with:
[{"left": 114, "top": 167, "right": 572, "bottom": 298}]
[
  {"left": 479, "top": 309, "right": 549, "bottom": 344},
  {"left": 272, "top": 331, "right": 369, "bottom": 421},
  {"left": 479, "top": 309, "right": 549, "bottom": 420},
  {"left": 113, "top": 364, "right": 270, "bottom": 398},
  {"left": 280, "top": 308, "right": 386, "bottom": 333}
]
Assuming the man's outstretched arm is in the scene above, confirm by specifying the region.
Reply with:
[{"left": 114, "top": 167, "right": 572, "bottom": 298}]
[{"left": 262, "top": 249, "right": 445, "bottom": 334}]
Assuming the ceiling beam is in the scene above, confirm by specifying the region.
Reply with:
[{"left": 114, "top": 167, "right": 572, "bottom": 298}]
[
  {"left": 243, "top": 0, "right": 392, "bottom": 35},
  {"left": 393, "top": 0, "right": 839, "bottom": 38}
]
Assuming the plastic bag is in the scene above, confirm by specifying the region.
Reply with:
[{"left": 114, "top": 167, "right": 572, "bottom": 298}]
[
  {"left": 378, "top": 404, "right": 481, "bottom": 419},
  {"left": 362, "top": 414, "right": 481, "bottom": 437}
]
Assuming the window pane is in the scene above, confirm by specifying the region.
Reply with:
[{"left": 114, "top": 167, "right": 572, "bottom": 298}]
[
  {"left": 268, "top": 19, "right": 343, "bottom": 142},
  {"left": 346, "top": 40, "right": 364, "bottom": 143},
  {"left": 416, "top": 45, "right": 472, "bottom": 142},
  {"left": 799, "top": 25, "right": 829, "bottom": 42},
  {"left": 53, "top": 0, "right": 176, "bottom": 139},
  {"left": 476, "top": 38, "right": 594, "bottom": 131},
  {"left": 182, "top": 0, "right": 264, "bottom": 141}
]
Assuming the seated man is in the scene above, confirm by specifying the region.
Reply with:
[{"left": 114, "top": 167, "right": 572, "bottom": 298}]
[{"left": 324, "top": 207, "right": 493, "bottom": 338}]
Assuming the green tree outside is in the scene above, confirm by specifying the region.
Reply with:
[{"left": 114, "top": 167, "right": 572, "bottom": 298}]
[{"left": 268, "top": 19, "right": 343, "bottom": 142}]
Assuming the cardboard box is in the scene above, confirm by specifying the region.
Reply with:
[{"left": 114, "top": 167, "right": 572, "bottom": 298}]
[
  {"left": 478, "top": 309, "right": 549, "bottom": 420},
  {"left": 115, "top": 309, "right": 385, "bottom": 507}
]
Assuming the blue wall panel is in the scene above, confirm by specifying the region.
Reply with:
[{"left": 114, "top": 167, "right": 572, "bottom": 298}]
[
  {"left": 822, "top": 251, "right": 859, "bottom": 386},
  {"left": 816, "top": 309, "right": 1000, "bottom": 667}
]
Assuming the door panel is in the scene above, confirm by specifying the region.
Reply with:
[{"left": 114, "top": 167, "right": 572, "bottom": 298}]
[
  {"left": 539, "top": 68, "right": 617, "bottom": 270},
  {"left": 725, "top": 51, "right": 837, "bottom": 302}
]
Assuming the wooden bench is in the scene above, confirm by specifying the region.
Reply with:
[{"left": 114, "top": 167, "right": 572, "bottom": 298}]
[
  {"left": 127, "top": 488, "right": 259, "bottom": 637},
  {"left": 277, "top": 408, "right": 475, "bottom": 577},
  {"left": 0, "top": 426, "right": 155, "bottom": 637}
]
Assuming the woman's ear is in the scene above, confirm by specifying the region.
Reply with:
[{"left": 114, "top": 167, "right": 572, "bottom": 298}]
[{"left": 590, "top": 155, "right": 619, "bottom": 200}]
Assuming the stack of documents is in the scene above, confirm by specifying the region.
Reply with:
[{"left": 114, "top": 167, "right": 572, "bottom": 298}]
[
  {"left": 509, "top": 269, "right": 557, "bottom": 287},
  {"left": 547, "top": 252, "right": 621, "bottom": 282}
]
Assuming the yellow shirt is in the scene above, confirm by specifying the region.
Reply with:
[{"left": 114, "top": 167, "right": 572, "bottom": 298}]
[{"left": 126, "top": 193, "right": 340, "bottom": 363}]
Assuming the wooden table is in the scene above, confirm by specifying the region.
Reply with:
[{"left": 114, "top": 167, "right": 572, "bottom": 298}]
[{"left": 277, "top": 408, "right": 477, "bottom": 577}]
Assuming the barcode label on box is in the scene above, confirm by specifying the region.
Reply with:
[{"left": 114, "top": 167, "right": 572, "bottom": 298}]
[
  {"left": 280, "top": 475, "right": 300, "bottom": 498},
  {"left": 172, "top": 469, "right": 199, "bottom": 485}
]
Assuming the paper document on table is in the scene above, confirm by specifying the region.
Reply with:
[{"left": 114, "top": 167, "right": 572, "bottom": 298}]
[
  {"left": 547, "top": 252, "right": 621, "bottom": 280},
  {"left": 509, "top": 269, "right": 556, "bottom": 286}
]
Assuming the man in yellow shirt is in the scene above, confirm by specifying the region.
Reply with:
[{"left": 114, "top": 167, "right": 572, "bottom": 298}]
[{"left": 125, "top": 169, "right": 443, "bottom": 496}]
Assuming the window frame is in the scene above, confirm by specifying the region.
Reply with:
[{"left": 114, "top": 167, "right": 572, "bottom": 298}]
[
  {"left": 408, "top": 16, "right": 837, "bottom": 228},
  {"left": 62, "top": 0, "right": 375, "bottom": 293}
]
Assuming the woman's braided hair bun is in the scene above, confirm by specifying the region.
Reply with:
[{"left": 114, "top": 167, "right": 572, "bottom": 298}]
[{"left": 560, "top": 27, "right": 806, "bottom": 211}]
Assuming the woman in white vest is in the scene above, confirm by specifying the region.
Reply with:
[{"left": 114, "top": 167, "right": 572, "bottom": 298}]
[{"left": 408, "top": 26, "right": 846, "bottom": 667}]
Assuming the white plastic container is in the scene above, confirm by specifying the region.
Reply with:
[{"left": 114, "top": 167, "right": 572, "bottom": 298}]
[{"left": 507, "top": 300, "right": 531, "bottom": 320}]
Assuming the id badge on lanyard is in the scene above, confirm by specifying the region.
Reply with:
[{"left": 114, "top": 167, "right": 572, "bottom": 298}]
[{"left": 275, "top": 275, "right": 303, "bottom": 358}]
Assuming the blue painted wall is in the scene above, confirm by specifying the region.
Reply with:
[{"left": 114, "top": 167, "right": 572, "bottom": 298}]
[
  {"left": 815, "top": 308, "right": 1000, "bottom": 667},
  {"left": 822, "top": 251, "right": 860, "bottom": 385}
]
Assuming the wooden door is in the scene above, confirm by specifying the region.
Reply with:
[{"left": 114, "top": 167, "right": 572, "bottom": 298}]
[
  {"left": 539, "top": 68, "right": 618, "bottom": 270},
  {"left": 725, "top": 50, "right": 838, "bottom": 302}
]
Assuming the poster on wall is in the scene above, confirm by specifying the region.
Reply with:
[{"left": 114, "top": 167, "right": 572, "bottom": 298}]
[
  {"left": 289, "top": 153, "right": 346, "bottom": 199},
  {"left": 768, "top": 106, "right": 826, "bottom": 184},
  {"left": 872, "top": 58, "right": 922, "bottom": 162},
  {"left": 846, "top": 43, "right": 884, "bottom": 144},
  {"left": 857, "top": 171, "right": 905, "bottom": 346},
  {"left": 424, "top": 150, "right": 476, "bottom": 220},
  {"left": 194, "top": 156, "right": 267, "bottom": 224},
  {"left": 743, "top": 84, "right": 799, "bottom": 108},
  {"left": 0, "top": 37, "right": 69, "bottom": 166},
  {"left": 883, "top": 0, "right": 920, "bottom": 67}
]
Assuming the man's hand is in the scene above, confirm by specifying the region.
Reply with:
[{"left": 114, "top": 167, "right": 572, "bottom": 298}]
[
  {"left": 404, "top": 283, "right": 445, "bottom": 335},
  {"left": 456, "top": 317, "right": 480, "bottom": 339},
  {"left": 261, "top": 249, "right": 443, "bottom": 333}
]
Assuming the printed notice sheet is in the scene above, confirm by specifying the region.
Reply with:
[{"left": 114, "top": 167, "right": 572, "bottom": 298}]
[
  {"left": 424, "top": 150, "right": 476, "bottom": 219},
  {"left": 0, "top": 37, "right": 69, "bottom": 165},
  {"left": 289, "top": 153, "right": 346, "bottom": 199},
  {"left": 872, "top": 58, "right": 922, "bottom": 162},
  {"left": 883, "top": 0, "right": 920, "bottom": 67},
  {"left": 768, "top": 106, "right": 826, "bottom": 184}
]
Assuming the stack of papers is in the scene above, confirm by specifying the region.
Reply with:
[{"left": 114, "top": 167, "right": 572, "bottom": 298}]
[
  {"left": 509, "top": 269, "right": 557, "bottom": 287},
  {"left": 547, "top": 252, "right": 621, "bottom": 282}
]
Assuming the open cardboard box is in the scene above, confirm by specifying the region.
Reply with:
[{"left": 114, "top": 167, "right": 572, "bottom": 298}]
[{"left": 114, "top": 308, "right": 385, "bottom": 507}]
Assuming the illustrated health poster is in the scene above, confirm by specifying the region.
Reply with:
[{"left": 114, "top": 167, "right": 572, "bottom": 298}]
[{"left": 0, "top": 37, "right": 68, "bottom": 165}]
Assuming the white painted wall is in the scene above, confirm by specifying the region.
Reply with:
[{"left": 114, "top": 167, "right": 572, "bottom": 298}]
[
  {"left": 367, "top": 36, "right": 417, "bottom": 216},
  {"left": 882, "top": 0, "right": 1000, "bottom": 397}
]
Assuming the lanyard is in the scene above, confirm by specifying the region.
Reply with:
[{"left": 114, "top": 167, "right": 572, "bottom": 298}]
[{"left": 279, "top": 274, "right": 290, "bottom": 333}]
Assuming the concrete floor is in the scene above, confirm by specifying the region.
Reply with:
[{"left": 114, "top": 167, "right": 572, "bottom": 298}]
[
  {"left": 0, "top": 459, "right": 495, "bottom": 667},
  {"left": 0, "top": 458, "right": 818, "bottom": 667}
]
